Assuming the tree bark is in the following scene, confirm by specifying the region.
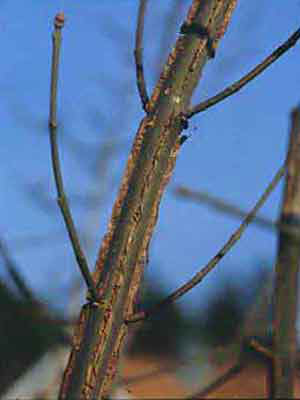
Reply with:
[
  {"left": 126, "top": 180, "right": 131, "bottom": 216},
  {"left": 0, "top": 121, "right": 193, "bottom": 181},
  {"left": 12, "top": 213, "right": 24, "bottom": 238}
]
[
  {"left": 59, "top": 1, "right": 237, "bottom": 398},
  {"left": 272, "top": 108, "right": 300, "bottom": 399}
]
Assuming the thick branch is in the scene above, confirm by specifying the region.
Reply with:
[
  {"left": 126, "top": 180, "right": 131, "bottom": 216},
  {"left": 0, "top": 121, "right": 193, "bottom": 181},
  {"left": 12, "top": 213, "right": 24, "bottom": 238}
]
[
  {"left": 134, "top": 0, "right": 149, "bottom": 112},
  {"left": 186, "top": 27, "right": 300, "bottom": 118},
  {"left": 48, "top": 13, "right": 98, "bottom": 302},
  {"left": 59, "top": 1, "right": 238, "bottom": 399},
  {"left": 127, "top": 163, "right": 285, "bottom": 323},
  {"left": 272, "top": 108, "right": 300, "bottom": 399}
]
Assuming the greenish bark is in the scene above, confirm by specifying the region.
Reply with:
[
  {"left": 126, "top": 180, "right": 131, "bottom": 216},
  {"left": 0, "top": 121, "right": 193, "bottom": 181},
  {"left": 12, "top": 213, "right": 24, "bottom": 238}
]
[{"left": 59, "top": 1, "right": 237, "bottom": 399}]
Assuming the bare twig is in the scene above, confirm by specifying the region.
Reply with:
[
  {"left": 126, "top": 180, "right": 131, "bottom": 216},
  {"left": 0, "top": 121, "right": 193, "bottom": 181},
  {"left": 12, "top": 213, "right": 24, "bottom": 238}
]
[
  {"left": 185, "top": 28, "right": 300, "bottom": 118},
  {"left": 49, "top": 13, "right": 98, "bottom": 302},
  {"left": 272, "top": 108, "right": 300, "bottom": 398},
  {"left": 127, "top": 163, "right": 285, "bottom": 323},
  {"left": 175, "top": 186, "right": 275, "bottom": 231},
  {"left": 134, "top": 0, "right": 149, "bottom": 111}
]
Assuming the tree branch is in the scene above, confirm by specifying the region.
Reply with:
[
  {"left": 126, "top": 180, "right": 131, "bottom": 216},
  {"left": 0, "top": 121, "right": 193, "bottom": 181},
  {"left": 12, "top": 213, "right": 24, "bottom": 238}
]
[
  {"left": 127, "top": 163, "right": 285, "bottom": 323},
  {"left": 59, "top": 2, "right": 238, "bottom": 398},
  {"left": 48, "top": 13, "right": 98, "bottom": 302},
  {"left": 134, "top": 0, "right": 149, "bottom": 112},
  {"left": 185, "top": 27, "right": 300, "bottom": 118},
  {"left": 272, "top": 107, "right": 300, "bottom": 398}
]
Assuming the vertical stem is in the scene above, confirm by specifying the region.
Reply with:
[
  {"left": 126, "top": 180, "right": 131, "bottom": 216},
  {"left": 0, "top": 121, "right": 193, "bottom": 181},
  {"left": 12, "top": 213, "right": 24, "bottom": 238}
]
[
  {"left": 59, "top": 1, "right": 238, "bottom": 399},
  {"left": 272, "top": 108, "right": 300, "bottom": 398},
  {"left": 49, "top": 13, "right": 98, "bottom": 302}
]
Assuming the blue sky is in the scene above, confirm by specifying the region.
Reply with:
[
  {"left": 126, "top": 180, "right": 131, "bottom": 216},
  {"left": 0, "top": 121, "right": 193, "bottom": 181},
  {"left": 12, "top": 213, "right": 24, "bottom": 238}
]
[{"left": 0, "top": 1, "right": 299, "bottom": 316}]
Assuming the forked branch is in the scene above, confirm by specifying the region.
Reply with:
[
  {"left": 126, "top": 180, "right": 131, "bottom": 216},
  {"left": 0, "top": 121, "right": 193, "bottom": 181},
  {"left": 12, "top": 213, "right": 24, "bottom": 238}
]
[{"left": 59, "top": 2, "right": 239, "bottom": 398}]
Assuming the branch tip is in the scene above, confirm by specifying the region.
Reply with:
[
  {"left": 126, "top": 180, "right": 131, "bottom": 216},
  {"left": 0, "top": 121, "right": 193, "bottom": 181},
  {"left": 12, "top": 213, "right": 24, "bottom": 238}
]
[
  {"left": 55, "top": 12, "right": 65, "bottom": 29},
  {"left": 134, "top": 0, "right": 149, "bottom": 112}
]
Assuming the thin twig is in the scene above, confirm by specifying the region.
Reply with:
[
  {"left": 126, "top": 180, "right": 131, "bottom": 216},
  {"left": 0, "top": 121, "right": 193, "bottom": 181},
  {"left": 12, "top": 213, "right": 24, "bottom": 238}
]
[
  {"left": 127, "top": 163, "right": 285, "bottom": 323},
  {"left": 49, "top": 13, "right": 98, "bottom": 302},
  {"left": 185, "top": 28, "right": 300, "bottom": 118},
  {"left": 134, "top": 0, "right": 149, "bottom": 112},
  {"left": 175, "top": 186, "right": 276, "bottom": 231}
]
